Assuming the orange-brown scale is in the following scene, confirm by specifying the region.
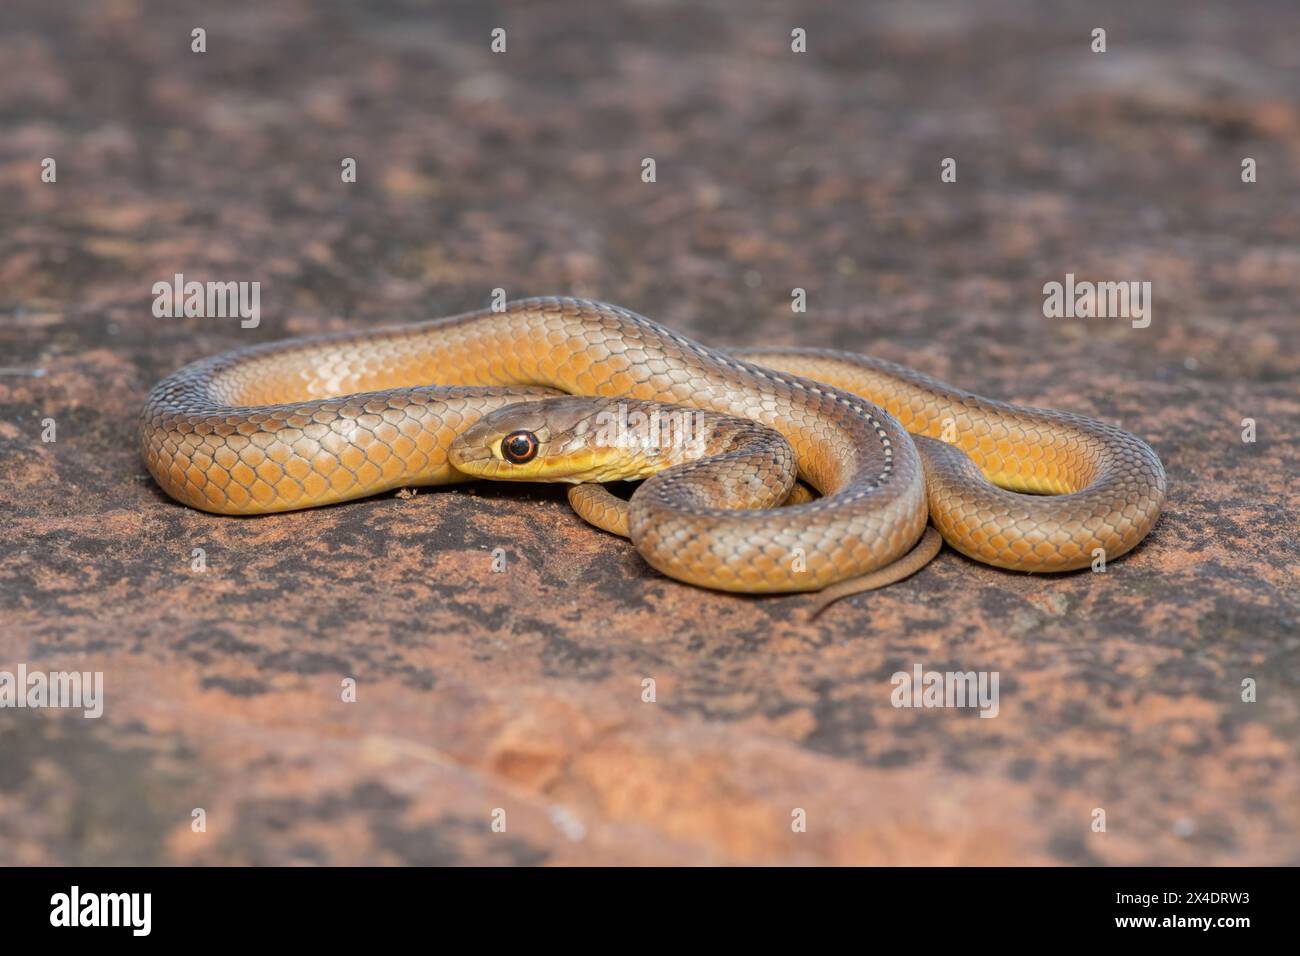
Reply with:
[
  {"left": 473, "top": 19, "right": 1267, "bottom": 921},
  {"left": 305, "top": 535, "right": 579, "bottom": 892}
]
[
  {"left": 141, "top": 297, "right": 1165, "bottom": 591},
  {"left": 733, "top": 349, "right": 1166, "bottom": 572},
  {"left": 142, "top": 298, "right": 927, "bottom": 592}
]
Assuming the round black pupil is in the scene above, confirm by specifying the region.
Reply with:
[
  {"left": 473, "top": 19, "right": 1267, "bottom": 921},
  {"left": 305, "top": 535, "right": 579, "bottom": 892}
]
[{"left": 506, "top": 434, "right": 533, "bottom": 459}]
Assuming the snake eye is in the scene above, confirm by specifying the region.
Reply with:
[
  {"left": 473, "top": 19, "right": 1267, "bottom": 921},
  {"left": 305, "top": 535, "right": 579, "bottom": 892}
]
[{"left": 501, "top": 430, "right": 539, "bottom": 464}]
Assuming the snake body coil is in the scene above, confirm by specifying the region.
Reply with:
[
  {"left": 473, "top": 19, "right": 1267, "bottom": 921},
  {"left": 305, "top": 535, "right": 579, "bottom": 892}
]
[{"left": 141, "top": 297, "right": 1165, "bottom": 593}]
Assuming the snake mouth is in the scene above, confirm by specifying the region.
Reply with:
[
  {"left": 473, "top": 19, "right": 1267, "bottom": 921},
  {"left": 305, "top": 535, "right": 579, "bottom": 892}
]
[{"left": 448, "top": 443, "right": 624, "bottom": 483}]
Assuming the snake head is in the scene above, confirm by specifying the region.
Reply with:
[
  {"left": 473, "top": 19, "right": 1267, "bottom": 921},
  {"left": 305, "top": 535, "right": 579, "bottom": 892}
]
[{"left": 450, "top": 397, "right": 679, "bottom": 483}]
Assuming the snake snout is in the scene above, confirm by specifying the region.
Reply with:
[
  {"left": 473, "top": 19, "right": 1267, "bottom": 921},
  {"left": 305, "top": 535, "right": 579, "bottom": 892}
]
[{"left": 447, "top": 424, "right": 497, "bottom": 474}]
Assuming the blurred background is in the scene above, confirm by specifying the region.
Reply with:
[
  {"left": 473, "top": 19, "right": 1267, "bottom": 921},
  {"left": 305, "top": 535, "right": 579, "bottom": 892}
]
[{"left": 0, "top": 0, "right": 1296, "bottom": 865}]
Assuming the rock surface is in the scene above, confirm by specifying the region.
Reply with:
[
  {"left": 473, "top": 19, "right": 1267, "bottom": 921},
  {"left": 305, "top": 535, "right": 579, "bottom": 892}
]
[{"left": 0, "top": 0, "right": 1296, "bottom": 865}]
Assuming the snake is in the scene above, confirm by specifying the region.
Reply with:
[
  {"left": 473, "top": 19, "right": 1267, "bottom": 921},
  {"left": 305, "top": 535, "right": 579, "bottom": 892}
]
[{"left": 140, "top": 297, "right": 1166, "bottom": 603}]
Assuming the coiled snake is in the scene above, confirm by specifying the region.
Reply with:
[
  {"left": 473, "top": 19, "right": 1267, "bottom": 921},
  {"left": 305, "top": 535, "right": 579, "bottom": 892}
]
[{"left": 141, "top": 297, "right": 1166, "bottom": 604}]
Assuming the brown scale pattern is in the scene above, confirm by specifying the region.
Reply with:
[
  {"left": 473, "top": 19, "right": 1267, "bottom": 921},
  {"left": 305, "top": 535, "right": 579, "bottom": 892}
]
[
  {"left": 734, "top": 349, "right": 1167, "bottom": 572},
  {"left": 141, "top": 381, "right": 565, "bottom": 513},
  {"left": 458, "top": 397, "right": 802, "bottom": 551},
  {"left": 142, "top": 297, "right": 1163, "bottom": 590},
  {"left": 142, "top": 298, "right": 927, "bottom": 591}
]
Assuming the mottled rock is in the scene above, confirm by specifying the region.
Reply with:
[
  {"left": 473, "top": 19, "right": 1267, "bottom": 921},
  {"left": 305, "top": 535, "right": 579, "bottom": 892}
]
[{"left": 0, "top": 0, "right": 1296, "bottom": 865}]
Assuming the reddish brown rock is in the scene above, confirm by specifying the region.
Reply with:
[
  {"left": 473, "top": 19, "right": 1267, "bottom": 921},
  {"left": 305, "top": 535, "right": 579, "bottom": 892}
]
[{"left": 0, "top": 0, "right": 1297, "bottom": 865}]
